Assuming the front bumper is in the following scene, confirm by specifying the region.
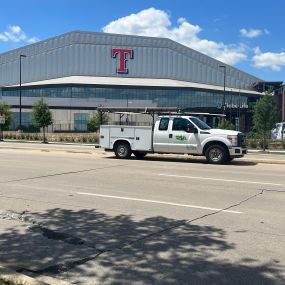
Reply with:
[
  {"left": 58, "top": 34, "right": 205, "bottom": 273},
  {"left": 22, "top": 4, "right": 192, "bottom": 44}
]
[{"left": 229, "top": 147, "right": 247, "bottom": 157}]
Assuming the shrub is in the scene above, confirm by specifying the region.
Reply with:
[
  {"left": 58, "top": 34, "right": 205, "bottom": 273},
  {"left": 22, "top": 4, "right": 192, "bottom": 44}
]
[
  {"left": 259, "top": 139, "right": 268, "bottom": 150},
  {"left": 4, "top": 133, "right": 12, "bottom": 139},
  {"left": 217, "top": 119, "right": 235, "bottom": 130},
  {"left": 248, "top": 139, "right": 258, "bottom": 149}
]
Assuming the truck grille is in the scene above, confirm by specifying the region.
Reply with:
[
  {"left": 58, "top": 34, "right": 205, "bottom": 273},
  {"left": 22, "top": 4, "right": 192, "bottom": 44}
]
[{"left": 237, "top": 133, "right": 247, "bottom": 148}]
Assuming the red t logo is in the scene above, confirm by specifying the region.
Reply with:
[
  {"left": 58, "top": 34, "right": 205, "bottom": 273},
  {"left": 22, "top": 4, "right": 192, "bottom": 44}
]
[{"left": 112, "top": 48, "right": 133, "bottom": 74}]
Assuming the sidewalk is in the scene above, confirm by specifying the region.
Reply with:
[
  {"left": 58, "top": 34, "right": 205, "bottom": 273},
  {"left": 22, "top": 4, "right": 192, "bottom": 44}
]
[
  {"left": 0, "top": 140, "right": 97, "bottom": 153},
  {"left": 248, "top": 149, "right": 285, "bottom": 154},
  {"left": 1, "top": 140, "right": 285, "bottom": 165},
  {"left": 242, "top": 153, "right": 285, "bottom": 164}
]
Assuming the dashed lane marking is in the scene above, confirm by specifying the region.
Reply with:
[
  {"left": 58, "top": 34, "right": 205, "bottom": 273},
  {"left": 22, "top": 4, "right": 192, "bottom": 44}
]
[
  {"left": 159, "top": 174, "right": 282, "bottom": 186},
  {"left": 76, "top": 192, "right": 242, "bottom": 214}
]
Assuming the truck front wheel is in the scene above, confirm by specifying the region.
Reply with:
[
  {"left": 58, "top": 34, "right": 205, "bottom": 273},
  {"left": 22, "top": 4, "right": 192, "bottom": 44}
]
[
  {"left": 205, "top": 145, "right": 228, "bottom": 164},
  {"left": 114, "top": 142, "right": 131, "bottom": 159}
]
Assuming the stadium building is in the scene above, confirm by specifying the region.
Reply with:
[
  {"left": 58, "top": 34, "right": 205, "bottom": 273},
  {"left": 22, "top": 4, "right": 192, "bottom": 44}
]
[{"left": 0, "top": 31, "right": 271, "bottom": 132}]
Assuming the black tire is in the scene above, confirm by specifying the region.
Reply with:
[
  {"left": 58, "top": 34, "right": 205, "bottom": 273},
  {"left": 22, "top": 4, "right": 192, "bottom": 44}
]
[
  {"left": 205, "top": 144, "right": 228, "bottom": 164},
  {"left": 133, "top": 151, "right": 147, "bottom": 159},
  {"left": 114, "top": 142, "right": 131, "bottom": 159}
]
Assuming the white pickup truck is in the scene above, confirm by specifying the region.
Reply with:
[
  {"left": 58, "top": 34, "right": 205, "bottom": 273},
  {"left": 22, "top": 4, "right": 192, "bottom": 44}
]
[
  {"left": 100, "top": 115, "right": 247, "bottom": 164},
  {"left": 271, "top": 122, "right": 285, "bottom": 140}
]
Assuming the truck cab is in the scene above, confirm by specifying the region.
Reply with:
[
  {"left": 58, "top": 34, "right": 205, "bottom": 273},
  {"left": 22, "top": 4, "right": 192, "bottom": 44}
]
[
  {"left": 153, "top": 116, "right": 246, "bottom": 163},
  {"left": 271, "top": 122, "right": 285, "bottom": 140}
]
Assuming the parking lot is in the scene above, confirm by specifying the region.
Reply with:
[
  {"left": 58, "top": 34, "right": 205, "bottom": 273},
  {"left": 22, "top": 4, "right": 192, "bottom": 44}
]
[{"left": 0, "top": 143, "right": 285, "bottom": 284}]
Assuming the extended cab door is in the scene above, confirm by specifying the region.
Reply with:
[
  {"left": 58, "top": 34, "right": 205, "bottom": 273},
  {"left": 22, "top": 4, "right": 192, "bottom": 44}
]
[
  {"left": 153, "top": 117, "right": 170, "bottom": 153},
  {"left": 168, "top": 118, "right": 199, "bottom": 154}
]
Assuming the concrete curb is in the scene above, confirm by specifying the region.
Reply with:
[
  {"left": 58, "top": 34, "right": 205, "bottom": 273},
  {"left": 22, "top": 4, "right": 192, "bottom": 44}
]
[
  {"left": 0, "top": 266, "right": 48, "bottom": 285},
  {"left": 1, "top": 143, "right": 285, "bottom": 165},
  {"left": 248, "top": 150, "right": 285, "bottom": 155},
  {"left": 1, "top": 140, "right": 285, "bottom": 153},
  {"left": 241, "top": 159, "right": 285, "bottom": 165},
  {"left": 0, "top": 145, "right": 95, "bottom": 154}
]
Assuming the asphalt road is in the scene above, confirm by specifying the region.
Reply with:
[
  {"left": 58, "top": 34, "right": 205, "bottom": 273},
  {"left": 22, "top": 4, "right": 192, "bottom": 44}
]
[{"left": 0, "top": 145, "right": 285, "bottom": 284}]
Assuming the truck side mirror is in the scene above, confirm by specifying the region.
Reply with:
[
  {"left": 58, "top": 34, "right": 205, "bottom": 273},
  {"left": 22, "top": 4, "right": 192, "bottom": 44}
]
[{"left": 193, "top": 127, "right": 198, "bottom": 134}]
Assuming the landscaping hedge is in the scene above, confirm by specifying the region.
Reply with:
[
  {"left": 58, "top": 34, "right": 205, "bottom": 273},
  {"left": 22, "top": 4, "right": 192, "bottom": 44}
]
[{"left": 3, "top": 132, "right": 99, "bottom": 144}]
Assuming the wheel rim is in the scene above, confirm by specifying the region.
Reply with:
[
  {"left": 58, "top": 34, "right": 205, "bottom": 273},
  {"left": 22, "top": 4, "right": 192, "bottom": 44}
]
[
  {"left": 118, "top": 145, "right": 127, "bottom": 157},
  {"left": 209, "top": 147, "right": 223, "bottom": 162}
]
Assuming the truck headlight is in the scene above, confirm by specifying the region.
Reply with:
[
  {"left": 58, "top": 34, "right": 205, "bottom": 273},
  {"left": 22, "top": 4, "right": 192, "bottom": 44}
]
[{"left": 227, "top": 135, "right": 238, "bottom": 146}]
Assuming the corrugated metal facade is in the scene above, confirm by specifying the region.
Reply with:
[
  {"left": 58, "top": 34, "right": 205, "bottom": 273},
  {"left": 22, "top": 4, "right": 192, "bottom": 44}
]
[{"left": 0, "top": 31, "right": 261, "bottom": 89}]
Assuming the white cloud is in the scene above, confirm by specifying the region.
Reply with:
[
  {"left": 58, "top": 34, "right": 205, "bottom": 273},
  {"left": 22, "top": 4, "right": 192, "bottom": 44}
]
[
  {"left": 240, "top": 28, "right": 269, "bottom": 38},
  {"left": 0, "top": 25, "right": 39, "bottom": 43},
  {"left": 102, "top": 8, "right": 247, "bottom": 65},
  {"left": 27, "top": 37, "right": 39, "bottom": 44},
  {"left": 253, "top": 48, "right": 285, "bottom": 71},
  {"left": 264, "top": 29, "right": 270, "bottom": 35}
]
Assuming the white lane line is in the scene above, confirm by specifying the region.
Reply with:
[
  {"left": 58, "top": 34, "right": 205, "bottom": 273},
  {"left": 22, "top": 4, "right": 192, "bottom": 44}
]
[
  {"left": 76, "top": 192, "right": 242, "bottom": 214},
  {"left": 159, "top": 174, "right": 282, "bottom": 186}
]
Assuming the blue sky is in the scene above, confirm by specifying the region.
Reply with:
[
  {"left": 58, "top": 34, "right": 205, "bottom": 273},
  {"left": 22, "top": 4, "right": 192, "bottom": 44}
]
[{"left": 0, "top": 0, "right": 284, "bottom": 82}]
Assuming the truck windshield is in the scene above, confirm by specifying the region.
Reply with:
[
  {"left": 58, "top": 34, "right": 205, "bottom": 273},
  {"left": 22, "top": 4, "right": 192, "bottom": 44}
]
[{"left": 190, "top": 117, "right": 211, "bottom": 130}]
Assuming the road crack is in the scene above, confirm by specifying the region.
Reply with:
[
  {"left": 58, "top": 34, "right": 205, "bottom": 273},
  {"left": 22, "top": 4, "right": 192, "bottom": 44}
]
[
  {"left": 21, "top": 189, "right": 265, "bottom": 275},
  {"left": 0, "top": 164, "right": 127, "bottom": 184},
  {"left": 122, "top": 189, "right": 265, "bottom": 248}
]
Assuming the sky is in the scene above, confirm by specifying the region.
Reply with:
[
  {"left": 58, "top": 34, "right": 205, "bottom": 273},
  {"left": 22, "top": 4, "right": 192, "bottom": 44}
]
[{"left": 0, "top": 0, "right": 284, "bottom": 82}]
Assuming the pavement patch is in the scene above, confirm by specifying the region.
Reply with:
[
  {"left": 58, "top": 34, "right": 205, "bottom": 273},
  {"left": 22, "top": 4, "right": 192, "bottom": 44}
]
[{"left": 0, "top": 266, "right": 48, "bottom": 285}]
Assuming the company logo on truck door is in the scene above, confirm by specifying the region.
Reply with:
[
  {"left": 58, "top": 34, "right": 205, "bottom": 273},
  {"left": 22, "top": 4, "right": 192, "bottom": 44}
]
[
  {"left": 111, "top": 48, "right": 133, "bottom": 74},
  {"left": 176, "top": 135, "right": 187, "bottom": 141}
]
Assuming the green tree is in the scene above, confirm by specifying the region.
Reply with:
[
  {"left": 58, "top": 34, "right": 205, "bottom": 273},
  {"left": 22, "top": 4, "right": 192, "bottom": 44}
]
[
  {"left": 253, "top": 94, "right": 277, "bottom": 151},
  {"left": 87, "top": 111, "right": 109, "bottom": 132},
  {"left": 217, "top": 118, "right": 235, "bottom": 130},
  {"left": 32, "top": 98, "right": 53, "bottom": 143},
  {"left": 0, "top": 102, "right": 13, "bottom": 141}
]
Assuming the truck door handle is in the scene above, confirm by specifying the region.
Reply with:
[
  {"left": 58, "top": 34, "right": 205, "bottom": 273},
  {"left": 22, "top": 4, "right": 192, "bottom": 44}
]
[{"left": 169, "top": 134, "right": 173, "bottom": 138}]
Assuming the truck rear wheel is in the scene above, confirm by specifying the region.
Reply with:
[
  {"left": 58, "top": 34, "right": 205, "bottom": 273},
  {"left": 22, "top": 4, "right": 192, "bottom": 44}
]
[
  {"left": 114, "top": 142, "right": 131, "bottom": 159},
  {"left": 133, "top": 151, "right": 147, "bottom": 159},
  {"left": 205, "top": 144, "right": 228, "bottom": 164}
]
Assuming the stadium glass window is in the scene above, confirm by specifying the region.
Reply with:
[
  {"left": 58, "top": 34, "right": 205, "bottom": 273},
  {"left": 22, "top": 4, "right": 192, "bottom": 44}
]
[
  {"left": 74, "top": 113, "right": 90, "bottom": 131},
  {"left": 11, "top": 112, "right": 31, "bottom": 129}
]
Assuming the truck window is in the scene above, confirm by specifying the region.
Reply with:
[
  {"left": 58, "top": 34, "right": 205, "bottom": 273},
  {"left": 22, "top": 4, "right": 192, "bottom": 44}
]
[
  {"left": 190, "top": 117, "right": 211, "bottom": 130},
  {"left": 172, "top": 118, "right": 193, "bottom": 132},
  {"left": 159, "top": 118, "right": 169, "bottom": 131}
]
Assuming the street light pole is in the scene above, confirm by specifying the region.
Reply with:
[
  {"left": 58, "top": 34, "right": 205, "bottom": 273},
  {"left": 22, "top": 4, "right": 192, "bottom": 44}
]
[
  {"left": 219, "top": 65, "right": 226, "bottom": 115},
  {"left": 19, "top": 54, "right": 26, "bottom": 131},
  {"left": 230, "top": 88, "right": 233, "bottom": 121},
  {"left": 238, "top": 87, "right": 241, "bottom": 131}
]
